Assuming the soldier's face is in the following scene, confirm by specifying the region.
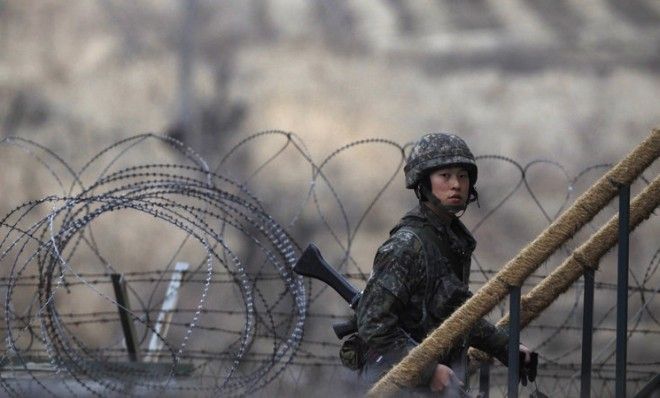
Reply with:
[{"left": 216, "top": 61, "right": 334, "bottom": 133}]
[{"left": 429, "top": 166, "right": 470, "bottom": 207}]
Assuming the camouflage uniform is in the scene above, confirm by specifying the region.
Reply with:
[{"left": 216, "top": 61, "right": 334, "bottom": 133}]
[
  {"left": 315, "top": 132, "right": 540, "bottom": 396},
  {"left": 356, "top": 195, "right": 509, "bottom": 388},
  {"left": 354, "top": 132, "right": 510, "bottom": 391}
]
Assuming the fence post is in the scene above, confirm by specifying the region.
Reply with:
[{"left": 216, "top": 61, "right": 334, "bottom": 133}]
[
  {"left": 111, "top": 274, "right": 140, "bottom": 362},
  {"left": 616, "top": 184, "right": 630, "bottom": 397},
  {"left": 145, "top": 262, "right": 189, "bottom": 362},
  {"left": 508, "top": 285, "right": 521, "bottom": 398},
  {"left": 581, "top": 268, "right": 595, "bottom": 398}
]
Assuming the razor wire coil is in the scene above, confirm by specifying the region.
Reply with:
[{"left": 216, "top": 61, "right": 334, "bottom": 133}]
[{"left": 0, "top": 131, "right": 657, "bottom": 396}]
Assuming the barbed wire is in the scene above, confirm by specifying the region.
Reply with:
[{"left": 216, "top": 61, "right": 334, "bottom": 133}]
[{"left": 0, "top": 131, "right": 657, "bottom": 397}]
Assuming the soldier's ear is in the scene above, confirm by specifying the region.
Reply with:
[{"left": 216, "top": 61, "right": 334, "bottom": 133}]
[
  {"left": 417, "top": 178, "right": 432, "bottom": 202},
  {"left": 415, "top": 185, "right": 425, "bottom": 201}
]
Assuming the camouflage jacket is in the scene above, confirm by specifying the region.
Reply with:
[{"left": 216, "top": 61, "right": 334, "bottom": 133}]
[{"left": 356, "top": 203, "right": 509, "bottom": 386}]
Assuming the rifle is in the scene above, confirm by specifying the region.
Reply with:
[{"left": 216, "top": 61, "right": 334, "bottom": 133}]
[{"left": 293, "top": 244, "right": 361, "bottom": 339}]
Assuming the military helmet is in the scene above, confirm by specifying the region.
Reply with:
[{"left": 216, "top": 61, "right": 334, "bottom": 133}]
[{"left": 404, "top": 133, "right": 477, "bottom": 189}]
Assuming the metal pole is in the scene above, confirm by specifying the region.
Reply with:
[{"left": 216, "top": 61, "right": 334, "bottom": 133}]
[
  {"left": 111, "top": 274, "right": 140, "bottom": 362},
  {"left": 581, "top": 268, "right": 595, "bottom": 398},
  {"left": 145, "top": 262, "right": 189, "bottom": 362},
  {"left": 479, "top": 362, "right": 490, "bottom": 398},
  {"left": 508, "top": 285, "right": 521, "bottom": 398},
  {"left": 616, "top": 184, "right": 630, "bottom": 398}
]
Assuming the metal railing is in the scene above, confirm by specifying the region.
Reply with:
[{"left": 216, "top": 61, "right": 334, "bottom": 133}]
[{"left": 499, "top": 183, "right": 633, "bottom": 398}]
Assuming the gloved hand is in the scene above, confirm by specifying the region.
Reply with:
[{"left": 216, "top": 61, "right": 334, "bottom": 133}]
[{"left": 519, "top": 351, "right": 538, "bottom": 386}]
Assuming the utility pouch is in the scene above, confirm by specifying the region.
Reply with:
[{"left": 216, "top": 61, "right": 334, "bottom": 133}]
[{"left": 339, "top": 333, "right": 367, "bottom": 370}]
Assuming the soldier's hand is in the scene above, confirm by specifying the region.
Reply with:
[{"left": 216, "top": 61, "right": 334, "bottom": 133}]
[
  {"left": 518, "top": 344, "right": 538, "bottom": 386},
  {"left": 430, "top": 364, "right": 463, "bottom": 392},
  {"left": 520, "top": 344, "right": 532, "bottom": 364}
]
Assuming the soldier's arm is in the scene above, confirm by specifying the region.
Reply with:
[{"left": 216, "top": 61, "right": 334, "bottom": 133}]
[
  {"left": 468, "top": 319, "right": 510, "bottom": 364},
  {"left": 357, "top": 230, "right": 420, "bottom": 351},
  {"left": 356, "top": 231, "right": 437, "bottom": 385},
  {"left": 356, "top": 282, "right": 412, "bottom": 353}
]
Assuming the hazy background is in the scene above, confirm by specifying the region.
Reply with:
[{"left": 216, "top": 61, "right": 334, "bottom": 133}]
[{"left": 0, "top": 1, "right": 659, "bottom": 397}]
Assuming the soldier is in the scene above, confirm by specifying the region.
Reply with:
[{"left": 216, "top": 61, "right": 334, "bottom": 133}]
[{"left": 355, "top": 133, "right": 534, "bottom": 395}]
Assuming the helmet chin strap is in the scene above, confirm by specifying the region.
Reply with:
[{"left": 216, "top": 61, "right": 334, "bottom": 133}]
[
  {"left": 444, "top": 204, "right": 466, "bottom": 215},
  {"left": 419, "top": 185, "right": 467, "bottom": 214}
]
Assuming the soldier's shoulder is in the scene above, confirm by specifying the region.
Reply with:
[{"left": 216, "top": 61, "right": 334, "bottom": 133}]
[{"left": 378, "top": 227, "right": 424, "bottom": 256}]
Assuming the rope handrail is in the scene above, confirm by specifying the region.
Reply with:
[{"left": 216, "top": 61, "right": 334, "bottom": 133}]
[
  {"left": 468, "top": 174, "right": 660, "bottom": 362},
  {"left": 368, "top": 129, "right": 659, "bottom": 396}
]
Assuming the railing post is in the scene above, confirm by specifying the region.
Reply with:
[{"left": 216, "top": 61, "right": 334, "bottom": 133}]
[
  {"left": 616, "top": 184, "right": 630, "bottom": 397},
  {"left": 508, "top": 285, "right": 521, "bottom": 398},
  {"left": 581, "top": 268, "right": 595, "bottom": 398},
  {"left": 479, "top": 362, "right": 490, "bottom": 398},
  {"left": 111, "top": 274, "right": 140, "bottom": 362}
]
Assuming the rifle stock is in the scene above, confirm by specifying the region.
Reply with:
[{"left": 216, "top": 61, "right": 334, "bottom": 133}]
[
  {"left": 294, "top": 244, "right": 362, "bottom": 338},
  {"left": 294, "top": 244, "right": 360, "bottom": 305}
]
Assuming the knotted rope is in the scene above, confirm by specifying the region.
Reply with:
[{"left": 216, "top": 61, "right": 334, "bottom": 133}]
[{"left": 368, "top": 129, "right": 659, "bottom": 396}]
